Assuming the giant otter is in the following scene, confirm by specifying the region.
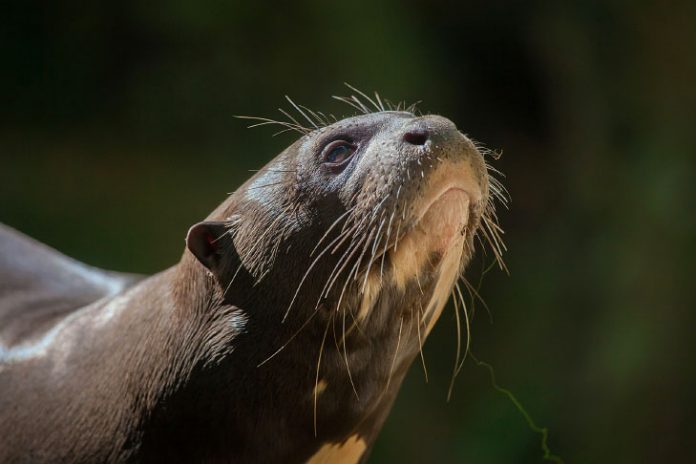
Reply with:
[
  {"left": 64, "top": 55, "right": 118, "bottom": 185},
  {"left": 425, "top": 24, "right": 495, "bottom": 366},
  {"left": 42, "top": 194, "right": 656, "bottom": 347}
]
[{"left": 0, "top": 95, "right": 505, "bottom": 463}]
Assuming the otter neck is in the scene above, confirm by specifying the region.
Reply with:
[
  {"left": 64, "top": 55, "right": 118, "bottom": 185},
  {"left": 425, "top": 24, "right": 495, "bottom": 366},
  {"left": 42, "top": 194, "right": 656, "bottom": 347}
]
[{"left": 134, "top": 255, "right": 424, "bottom": 463}]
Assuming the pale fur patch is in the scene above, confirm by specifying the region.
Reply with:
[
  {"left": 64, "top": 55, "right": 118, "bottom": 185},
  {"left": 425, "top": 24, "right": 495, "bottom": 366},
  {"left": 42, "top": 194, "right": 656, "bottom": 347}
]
[
  {"left": 312, "top": 379, "right": 328, "bottom": 397},
  {"left": 356, "top": 160, "right": 475, "bottom": 323},
  {"left": 357, "top": 272, "right": 381, "bottom": 321},
  {"left": 392, "top": 160, "right": 474, "bottom": 293},
  {"left": 390, "top": 230, "right": 429, "bottom": 294},
  {"left": 424, "top": 237, "right": 465, "bottom": 335},
  {"left": 307, "top": 435, "right": 367, "bottom": 464}
]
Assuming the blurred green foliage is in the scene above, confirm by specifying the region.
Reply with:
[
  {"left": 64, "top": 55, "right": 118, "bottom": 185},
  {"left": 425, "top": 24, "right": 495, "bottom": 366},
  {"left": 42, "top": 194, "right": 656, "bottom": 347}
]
[{"left": 2, "top": 0, "right": 695, "bottom": 462}]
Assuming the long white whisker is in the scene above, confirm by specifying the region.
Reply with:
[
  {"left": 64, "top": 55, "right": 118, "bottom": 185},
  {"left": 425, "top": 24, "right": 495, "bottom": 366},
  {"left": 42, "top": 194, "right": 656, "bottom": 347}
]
[
  {"left": 285, "top": 96, "right": 319, "bottom": 129},
  {"left": 313, "top": 316, "right": 332, "bottom": 436}
]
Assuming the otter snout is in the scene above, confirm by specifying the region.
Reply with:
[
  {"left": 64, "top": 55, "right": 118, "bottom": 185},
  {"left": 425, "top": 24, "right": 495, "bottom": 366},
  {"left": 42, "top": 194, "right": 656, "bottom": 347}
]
[
  {"left": 393, "top": 115, "right": 487, "bottom": 208},
  {"left": 400, "top": 115, "right": 460, "bottom": 148},
  {"left": 403, "top": 128, "right": 429, "bottom": 146}
]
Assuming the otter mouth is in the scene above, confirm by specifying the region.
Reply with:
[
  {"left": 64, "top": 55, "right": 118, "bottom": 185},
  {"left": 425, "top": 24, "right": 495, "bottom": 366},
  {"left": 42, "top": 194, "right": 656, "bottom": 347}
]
[
  {"left": 415, "top": 187, "right": 471, "bottom": 253},
  {"left": 394, "top": 165, "right": 480, "bottom": 259},
  {"left": 351, "top": 163, "right": 481, "bottom": 304},
  {"left": 361, "top": 187, "right": 471, "bottom": 274},
  {"left": 416, "top": 186, "right": 470, "bottom": 224}
]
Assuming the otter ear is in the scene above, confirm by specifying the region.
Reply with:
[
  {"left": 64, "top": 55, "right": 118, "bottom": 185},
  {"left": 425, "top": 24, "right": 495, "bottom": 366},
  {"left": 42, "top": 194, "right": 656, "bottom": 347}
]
[{"left": 186, "top": 221, "right": 235, "bottom": 275}]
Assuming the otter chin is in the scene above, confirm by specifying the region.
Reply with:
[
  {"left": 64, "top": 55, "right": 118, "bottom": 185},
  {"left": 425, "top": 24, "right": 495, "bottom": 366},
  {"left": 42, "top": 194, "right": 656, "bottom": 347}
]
[
  {"left": 416, "top": 187, "right": 471, "bottom": 253},
  {"left": 0, "top": 96, "right": 505, "bottom": 463}
]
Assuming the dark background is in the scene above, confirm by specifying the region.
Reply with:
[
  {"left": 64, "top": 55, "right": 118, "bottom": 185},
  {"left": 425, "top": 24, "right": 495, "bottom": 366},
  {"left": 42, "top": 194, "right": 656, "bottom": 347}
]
[{"left": 2, "top": 1, "right": 695, "bottom": 462}]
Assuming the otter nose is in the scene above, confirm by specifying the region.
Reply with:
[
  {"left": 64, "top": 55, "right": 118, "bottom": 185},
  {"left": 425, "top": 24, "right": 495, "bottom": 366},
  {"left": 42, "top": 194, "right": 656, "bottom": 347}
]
[{"left": 403, "top": 128, "right": 429, "bottom": 146}]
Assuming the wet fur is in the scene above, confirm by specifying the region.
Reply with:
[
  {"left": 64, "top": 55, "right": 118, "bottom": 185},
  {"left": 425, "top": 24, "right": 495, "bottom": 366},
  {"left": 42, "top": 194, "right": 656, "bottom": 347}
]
[{"left": 0, "top": 93, "right": 506, "bottom": 463}]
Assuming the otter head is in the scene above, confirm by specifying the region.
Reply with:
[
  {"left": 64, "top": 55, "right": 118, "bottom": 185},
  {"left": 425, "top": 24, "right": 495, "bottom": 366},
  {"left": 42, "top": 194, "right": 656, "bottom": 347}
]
[
  {"left": 183, "top": 102, "right": 504, "bottom": 446},
  {"left": 187, "top": 109, "right": 498, "bottom": 327}
]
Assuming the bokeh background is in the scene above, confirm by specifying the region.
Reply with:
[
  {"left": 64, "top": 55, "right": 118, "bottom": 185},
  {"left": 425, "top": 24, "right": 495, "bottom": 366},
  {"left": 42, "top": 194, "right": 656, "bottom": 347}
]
[{"left": 2, "top": 1, "right": 695, "bottom": 462}]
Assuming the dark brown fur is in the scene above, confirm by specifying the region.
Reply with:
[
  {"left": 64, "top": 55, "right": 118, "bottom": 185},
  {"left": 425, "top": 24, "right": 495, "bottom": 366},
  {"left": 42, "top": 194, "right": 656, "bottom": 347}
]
[{"left": 0, "top": 108, "right": 497, "bottom": 463}]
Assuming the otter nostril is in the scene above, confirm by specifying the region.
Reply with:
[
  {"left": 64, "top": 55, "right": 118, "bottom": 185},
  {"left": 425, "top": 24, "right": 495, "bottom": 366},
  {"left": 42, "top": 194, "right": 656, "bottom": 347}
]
[{"left": 403, "top": 129, "right": 429, "bottom": 146}]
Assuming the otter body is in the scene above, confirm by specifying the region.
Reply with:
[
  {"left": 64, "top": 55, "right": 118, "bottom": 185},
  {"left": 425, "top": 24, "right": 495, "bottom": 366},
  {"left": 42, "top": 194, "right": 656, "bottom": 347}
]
[{"left": 0, "top": 104, "right": 499, "bottom": 462}]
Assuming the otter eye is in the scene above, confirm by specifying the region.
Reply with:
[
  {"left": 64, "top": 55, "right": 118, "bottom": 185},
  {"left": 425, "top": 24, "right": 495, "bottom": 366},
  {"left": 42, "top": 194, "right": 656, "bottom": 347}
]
[{"left": 322, "top": 140, "right": 355, "bottom": 166}]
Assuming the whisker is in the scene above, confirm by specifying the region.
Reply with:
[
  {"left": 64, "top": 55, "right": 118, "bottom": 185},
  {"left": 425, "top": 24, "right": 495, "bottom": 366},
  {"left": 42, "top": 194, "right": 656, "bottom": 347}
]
[
  {"left": 348, "top": 95, "right": 371, "bottom": 114},
  {"left": 447, "top": 283, "right": 472, "bottom": 401},
  {"left": 278, "top": 108, "right": 311, "bottom": 134},
  {"left": 298, "top": 104, "right": 329, "bottom": 127},
  {"left": 257, "top": 309, "right": 319, "bottom": 367},
  {"left": 268, "top": 228, "right": 365, "bottom": 364},
  {"left": 341, "top": 259, "right": 370, "bottom": 336},
  {"left": 285, "top": 96, "right": 319, "bottom": 129},
  {"left": 234, "top": 115, "right": 308, "bottom": 135},
  {"left": 383, "top": 313, "right": 404, "bottom": 393},
  {"left": 406, "top": 100, "right": 422, "bottom": 113},
  {"left": 344, "top": 83, "right": 382, "bottom": 113},
  {"left": 246, "top": 182, "right": 284, "bottom": 191},
  {"left": 461, "top": 276, "right": 493, "bottom": 324},
  {"left": 361, "top": 214, "right": 387, "bottom": 294},
  {"left": 310, "top": 208, "right": 355, "bottom": 257},
  {"left": 352, "top": 226, "right": 378, "bottom": 285},
  {"left": 380, "top": 207, "right": 398, "bottom": 282},
  {"left": 478, "top": 219, "right": 507, "bottom": 272},
  {"left": 282, "top": 223, "right": 356, "bottom": 322},
  {"left": 374, "top": 91, "right": 385, "bottom": 112},
  {"left": 416, "top": 300, "right": 429, "bottom": 382},
  {"left": 271, "top": 127, "right": 297, "bottom": 137},
  {"left": 313, "top": 316, "right": 332, "bottom": 436},
  {"left": 332, "top": 96, "right": 367, "bottom": 114},
  {"left": 316, "top": 110, "right": 337, "bottom": 124},
  {"left": 448, "top": 289, "right": 463, "bottom": 402},
  {"left": 323, "top": 236, "right": 367, "bottom": 299},
  {"left": 332, "top": 308, "right": 360, "bottom": 401}
]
